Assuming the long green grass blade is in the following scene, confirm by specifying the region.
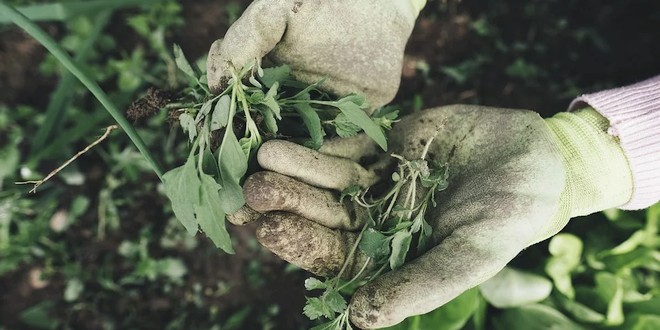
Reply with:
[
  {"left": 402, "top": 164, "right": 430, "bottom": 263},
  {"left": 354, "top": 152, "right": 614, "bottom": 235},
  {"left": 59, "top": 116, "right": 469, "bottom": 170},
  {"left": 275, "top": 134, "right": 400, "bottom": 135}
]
[
  {"left": 0, "top": 0, "right": 166, "bottom": 23},
  {"left": 0, "top": 1, "right": 164, "bottom": 181},
  {"left": 30, "top": 11, "right": 112, "bottom": 154}
]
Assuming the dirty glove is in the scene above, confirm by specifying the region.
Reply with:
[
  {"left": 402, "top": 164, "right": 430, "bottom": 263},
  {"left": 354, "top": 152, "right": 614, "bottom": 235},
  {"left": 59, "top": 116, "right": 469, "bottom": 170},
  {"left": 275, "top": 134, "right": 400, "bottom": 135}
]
[
  {"left": 207, "top": 0, "right": 426, "bottom": 109},
  {"left": 241, "top": 105, "right": 633, "bottom": 328}
]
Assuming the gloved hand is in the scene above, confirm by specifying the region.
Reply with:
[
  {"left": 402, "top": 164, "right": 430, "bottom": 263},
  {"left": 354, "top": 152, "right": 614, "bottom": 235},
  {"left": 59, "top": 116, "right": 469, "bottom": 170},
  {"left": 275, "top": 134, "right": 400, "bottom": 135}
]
[
  {"left": 236, "top": 104, "right": 634, "bottom": 328},
  {"left": 206, "top": 0, "right": 426, "bottom": 109}
]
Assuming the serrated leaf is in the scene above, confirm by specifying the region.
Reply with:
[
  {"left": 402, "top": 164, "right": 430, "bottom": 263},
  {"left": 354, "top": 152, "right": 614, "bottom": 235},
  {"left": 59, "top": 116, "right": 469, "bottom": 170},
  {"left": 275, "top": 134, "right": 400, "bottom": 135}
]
[
  {"left": 211, "top": 95, "right": 230, "bottom": 131},
  {"left": 163, "top": 154, "right": 200, "bottom": 235},
  {"left": 173, "top": 44, "right": 197, "bottom": 80},
  {"left": 304, "top": 297, "right": 331, "bottom": 320},
  {"left": 304, "top": 278, "right": 328, "bottom": 291},
  {"left": 335, "top": 98, "right": 387, "bottom": 150},
  {"left": 359, "top": 228, "right": 390, "bottom": 259},
  {"left": 195, "top": 174, "right": 234, "bottom": 253},
  {"left": 390, "top": 230, "right": 412, "bottom": 269},
  {"left": 324, "top": 291, "right": 348, "bottom": 314},
  {"left": 179, "top": 113, "right": 197, "bottom": 143},
  {"left": 334, "top": 113, "right": 361, "bottom": 138},
  {"left": 294, "top": 103, "right": 324, "bottom": 150},
  {"left": 260, "top": 65, "right": 291, "bottom": 88}
]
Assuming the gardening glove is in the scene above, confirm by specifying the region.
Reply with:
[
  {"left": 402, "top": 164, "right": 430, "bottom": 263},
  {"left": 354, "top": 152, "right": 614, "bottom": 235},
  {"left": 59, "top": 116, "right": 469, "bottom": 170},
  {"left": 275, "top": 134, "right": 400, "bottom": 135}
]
[
  {"left": 207, "top": 0, "right": 426, "bottom": 110},
  {"left": 240, "top": 104, "right": 633, "bottom": 328}
]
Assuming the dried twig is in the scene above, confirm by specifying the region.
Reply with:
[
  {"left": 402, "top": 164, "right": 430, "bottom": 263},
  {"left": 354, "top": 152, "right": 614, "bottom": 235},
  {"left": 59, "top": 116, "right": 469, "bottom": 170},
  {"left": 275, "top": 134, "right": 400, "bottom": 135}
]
[{"left": 16, "top": 125, "right": 120, "bottom": 193}]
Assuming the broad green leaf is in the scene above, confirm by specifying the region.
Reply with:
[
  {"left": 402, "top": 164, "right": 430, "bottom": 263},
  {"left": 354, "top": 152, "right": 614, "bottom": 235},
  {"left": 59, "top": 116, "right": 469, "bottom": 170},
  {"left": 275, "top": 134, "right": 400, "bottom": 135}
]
[
  {"left": 556, "top": 295, "right": 605, "bottom": 323},
  {"left": 479, "top": 267, "right": 552, "bottom": 308},
  {"left": 163, "top": 155, "right": 200, "bottom": 235},
  {"left": 359, "top": 228, "right": 390, "bottom": 259},
  {"left": 293, "top": 103, "right": 324, "bottom": 149},
  {"left": 389, "top": 230, "right": 412, "bottom": 269},
  {"left": 545, "top": 233, "right": 583, "bottom": 299},
  {"left": 173, "top": 44, "right": 197, "bottom": 80},
  {"left": 260, "top": 65, "right": 291, "bottom": 88},
  {"left": 383, "top": 288, "right": 481, "bottom": 330},
  {"left": 179, "top": 113, "right": 197, "bottom": 143},
  {"left": 492, "top": 304, "right": 584, "bottom": 330},
  {"left": 218, "top": 128, "right": 248, "bottom": 181},
  {"left": 195, "top": 174, "right": 234, "bottom": 253},
  {"left": 623, "top": 314, "right": 660, "bottom": 330},
  {"left": 335, "top": 98, "right": 387, "bottom": 151},
  {"left": 211, "top": 95, "right": 230, "bottom": 131},
  {"left": 304, "top": 278, "right": 327, "bottom": 291},
  {"left": 595, "top": 272, "right": 624, "bottom": 325}
]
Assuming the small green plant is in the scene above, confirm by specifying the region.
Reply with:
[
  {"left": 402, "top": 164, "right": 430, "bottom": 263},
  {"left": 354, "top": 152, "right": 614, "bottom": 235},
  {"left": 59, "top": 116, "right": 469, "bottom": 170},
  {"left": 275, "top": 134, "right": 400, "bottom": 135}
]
[
  {"left": 162, "top": 45, "right": 397, "bottom": 254},
  {"left": 303, "top": 139, "right": 449, "bottom": 329}
]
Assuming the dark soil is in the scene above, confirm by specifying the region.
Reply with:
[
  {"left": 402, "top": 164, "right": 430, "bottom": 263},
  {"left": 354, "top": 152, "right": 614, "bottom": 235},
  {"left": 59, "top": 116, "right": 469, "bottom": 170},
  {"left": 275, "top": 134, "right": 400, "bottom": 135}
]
[{"left": 1, "top": 0, "right": 659, "bottom": 329}]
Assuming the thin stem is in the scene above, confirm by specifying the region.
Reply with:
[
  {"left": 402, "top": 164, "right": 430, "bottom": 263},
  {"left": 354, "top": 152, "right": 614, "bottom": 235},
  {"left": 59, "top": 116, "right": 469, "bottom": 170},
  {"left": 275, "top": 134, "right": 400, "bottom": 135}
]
[
  {"left": 0, "top": 2, "right": 164, "bottom": 180},
  {"left": 335, "top": 222, "right": 369, "bottom": 282}
]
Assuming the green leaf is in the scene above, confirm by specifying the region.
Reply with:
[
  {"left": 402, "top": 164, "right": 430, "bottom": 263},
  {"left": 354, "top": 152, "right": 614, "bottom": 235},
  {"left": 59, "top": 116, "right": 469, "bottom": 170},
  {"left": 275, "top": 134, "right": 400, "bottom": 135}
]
[
  {"left": 492, "top": 304, "right": 584, "bottom": 330},
  {"left": 304, "top": 297, "right": 332, "bottom": 320},
  {"left": 179, "top": 112, "right": 197, "bottom": 143},
  {"left": 623, "top": 314, "right": 660, "bottom": 330},
  {"left": 335, "top": 97, "right": 387, "bottom": 151},
  {"left": 389, "top": 230, "right": 412, "bottom": 269},
  {"left": 324, "top": 291, "right": 348, "bottom": 314},
  {"left": 294, "top": 103, "right": 324, "bottom": 150},
  {"left": 383, "top": 288, "right": 481, "bottom": 330},
  {"left": 334, "top": 113, "right": 361, "bottom": 138},
  {"left": 556, "top": 295, "right": 605, "bottom": 323},
  {"left": 173, "top": 44, "right": 197, "bottom": 80},
  {"left": 304, "top": 277, "right": 328, "bottom": 291},
  {"left": 217, "top": 128, "right": 247, "bottom": 214},
  {"left": 195, "top": 174, "right": 234, "bottom": 253},
  {"left": 259, "top": 107, "right": 278, "bottom": 134},
  {"left": 163, "top": 155, "right": 200, "bottom": 235},
  {"left": 260, "top": 65, "right": 291, "bottom": 88},
  {"left": 262, "top": 82, "right": 281, "bottom": 119},
  {"left": 359, "top": 228, "right": 390, "bottom": 259},
  {"left": 211, "top": 95, "right": 230, "bottom": 131},
  {"left": 478, "top": 267, "right": 552, "bottom": 308},
  {"left": 595, "top": 272, "right": 624, "bottom": 325},
  {"left": 545, "top": 233, "right": 583, "bottom": 299}
]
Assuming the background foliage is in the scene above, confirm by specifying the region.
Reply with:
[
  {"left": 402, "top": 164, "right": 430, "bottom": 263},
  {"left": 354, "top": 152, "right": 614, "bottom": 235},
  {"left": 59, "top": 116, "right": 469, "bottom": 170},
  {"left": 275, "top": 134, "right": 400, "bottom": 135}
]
[{"left": 0, "top": 0, "right": 658, "bottom": 329}]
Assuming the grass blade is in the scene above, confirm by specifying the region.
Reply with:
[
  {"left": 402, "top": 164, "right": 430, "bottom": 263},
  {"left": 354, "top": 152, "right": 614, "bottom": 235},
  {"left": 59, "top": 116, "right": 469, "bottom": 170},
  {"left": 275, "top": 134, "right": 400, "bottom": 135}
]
[
  {"left": 0, "top": 0, "right": 166, "bottom": 23},
  {"left": 30, "top": 11, "right": 112, "bottom": 154},
  {"left": 0, "top": 1, "right": 164, "bottom": 180}
]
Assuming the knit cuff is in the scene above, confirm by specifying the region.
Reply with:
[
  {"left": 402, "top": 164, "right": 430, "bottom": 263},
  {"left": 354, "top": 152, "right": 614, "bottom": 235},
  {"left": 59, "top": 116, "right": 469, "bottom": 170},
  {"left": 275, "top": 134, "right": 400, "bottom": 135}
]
[{"left": 568, "top": 75, "right": 660, "bottom": 210}]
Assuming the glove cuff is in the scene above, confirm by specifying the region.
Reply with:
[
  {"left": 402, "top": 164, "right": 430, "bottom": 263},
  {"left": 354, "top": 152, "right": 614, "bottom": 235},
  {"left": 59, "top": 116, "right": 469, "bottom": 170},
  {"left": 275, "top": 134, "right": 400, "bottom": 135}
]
[
  {"left": 409, "top": 0, "right": 427, "bottom": 16},
  {"left": 545, "top": 108, "right": 633, "bottom": 218}
]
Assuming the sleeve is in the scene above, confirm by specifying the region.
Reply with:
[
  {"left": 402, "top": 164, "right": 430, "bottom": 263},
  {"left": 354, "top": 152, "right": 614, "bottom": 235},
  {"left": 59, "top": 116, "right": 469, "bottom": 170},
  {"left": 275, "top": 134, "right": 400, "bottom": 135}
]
[{"left": 568, "top": 75, "right": 660, "bottom": 210}]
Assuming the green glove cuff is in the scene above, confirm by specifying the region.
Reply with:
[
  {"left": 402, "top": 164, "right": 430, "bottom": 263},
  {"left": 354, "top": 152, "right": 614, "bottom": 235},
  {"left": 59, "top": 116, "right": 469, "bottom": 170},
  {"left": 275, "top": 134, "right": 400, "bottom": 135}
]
[
  {"left": 409, "top": 0, "right": 427, "bottom": 16},
  {"left": 544, "top": 108, "right": 633, "bottom": 233}
]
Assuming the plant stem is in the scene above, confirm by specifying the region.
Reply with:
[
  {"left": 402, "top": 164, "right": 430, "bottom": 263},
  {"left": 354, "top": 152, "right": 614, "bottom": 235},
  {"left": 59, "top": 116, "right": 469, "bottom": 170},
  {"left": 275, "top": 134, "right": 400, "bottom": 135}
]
[{"left": 0, "top": 1, "right": 164, "bottom": 181}]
